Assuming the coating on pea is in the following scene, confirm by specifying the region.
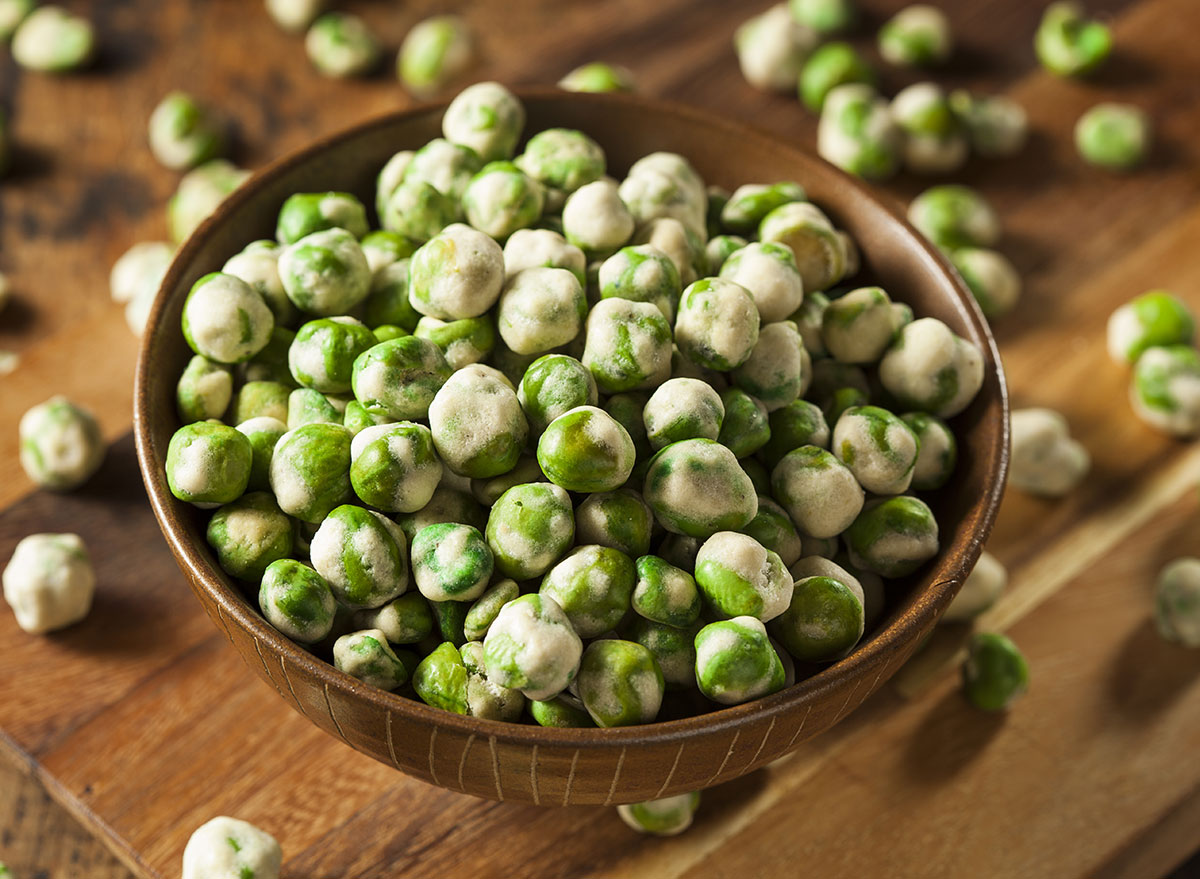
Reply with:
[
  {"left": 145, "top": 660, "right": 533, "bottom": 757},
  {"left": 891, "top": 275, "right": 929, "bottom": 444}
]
[
  {"left": 845, "top": 495, "right": 939, "bottom": 578},
  {"left": 411, "top": 522, "right": 494, "bottom": 603},
  {"left": 694, "top": 531, "right": 793, "bottom": 623},
  {"left": 790, "top": 0, "right": 857, "bottom": 34},
  {"left": 949, "top": 90, "right": 1028, "bottom": 157},
  {"left": 462, "top": 578, "right": 520, "bottom": 642},
  {"left": 1035, "top": 1, "right": 1111, "bottom": 78},
  {"left": 563, "top": 178, "right": 636, "bottom": 255},
  {"left": 429, "top": 365, "right": 528, "bottom": 479},
  {"left": 770, "top": 575, "right": 863, "bottom": 662},
  {"left": 675, "top": 278, "right": 761, "bottom": 372},
  {"left": 833, "top": 405, "right": 920, "bottom": 495},
  {"left": 398, "top": 15, "right": 474, "bottom": 97},
  {"left": 486, "top": 482, "right": 575, "bottom": 579},
  {"left": 483, "top": 593, "right": 583, "bottom": 701},
  {"left": 269, "top": 422, "right": 351, "bottom": 523},
  {"left": 878, "top": 5, "right": 952, "bottom": 67},
  {"left": 962, "top": 632, "right": 1029, "bottom": 710},
  {"left": 771, "top": 445, "right": 863, "bottom": 539},
  {"left": 336, "top": 628, "right": 409, "bottom": 690},
  {"left": 908, "top": 185, "right": 1000, "bottom": 251},
  {"left": 206, "top": 492, "right": 294, "bottom": 582},
  {"left": 278, "top": 228, "right": 371, "bottom": 317},
  {"left": 644, "top": 439, "right": 758, "bottom": 538},
  {"left": 694, "top": 616, "right": 786, "bottom": 705},
  {"left": 11, "top": 5, "right": 94, "bottom": 72},
  {"left": 181, "top": 817, "right": 281, "bottom": 879},
  {"left": 735, "top": 3, "right": 818, "bottom": 93},
  {"left": 760, "top": 399, "right": 830, "bottom": 469},
  {"left": 577, "top": 638, "right": 664, "bottom": 727},
  {"left": 952, "top": 248, "right": 1022, "bottom": 320},
  {"left": 237, "top": 415, "right": 287, "bottom": 493},
  {"left": 497, "top": 266, "right": 587, "bottom": 356},
  {"left": 732, "top": 321, "right": 808, "bottom": 411},
  {"left": 643, "top": 378, "right": 725, "bottom": 451},
  {"left": 632, "top": 554, "right": 701, "bottom": 628},
  {"left": 169, "top": 159, "right": 250, "bottom": 244},
  {"left": 879, "top": 318, "right": 984, "bottom": 418},
  {"left": 516, "top": 128, "right": 606, "bottom": 194},
  {"left": 166, "top": 421, "right": 252, "bottom": 508},
  {"left": 18, "top": 396, "right": 106, "bottom": 491},
  {"left": 902, "top": 411, "right": 957, "bottom": 491},
  {"left": 504, "top": 228, "right": 587, "bottom": 285},
  {"left": 381, "top": 179, "right": 457, "bottom": 243},
  {"left": 148, "top": 91, "right": 223, "bottom": 172},
  {"left": 259, "top": 558, "right": 336, "bottom": 644},
  {"left": 540, "top": 544, "right": 636, "bottom": 638},
  {"left": 442, "top": 81, "right": 525, "bottom": 163},
  {"left": 351, "top": 336, "right": 452, "bottom": 421},
  {"left": 409, "top": 223, "right": 505, "bottom": 321},
  {"left": 618, "top": 792, "right": 702, "bottom": 836},
  {"left": 182, "top": 272, "right": 276, "bottom": 365},
  {"left": 1130, "top": 345, "right": 1200, "bottom": 438},
  {"left": 356, "top": 592, "right": 434, "bottom": 645},
  {"left": 518, "top": 353, "right": 599, "bottom": 434}
]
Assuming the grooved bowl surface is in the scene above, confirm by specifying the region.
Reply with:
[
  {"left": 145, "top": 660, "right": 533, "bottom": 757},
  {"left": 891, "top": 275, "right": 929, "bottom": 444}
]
[{"left": 134, "top": 90, "right": 1008, "bottom": 806}]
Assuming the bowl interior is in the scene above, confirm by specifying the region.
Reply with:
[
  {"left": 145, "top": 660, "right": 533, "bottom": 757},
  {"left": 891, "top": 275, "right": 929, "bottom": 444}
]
[{"left": 134, "top": 89, "right": 1007, "bottom": 800}]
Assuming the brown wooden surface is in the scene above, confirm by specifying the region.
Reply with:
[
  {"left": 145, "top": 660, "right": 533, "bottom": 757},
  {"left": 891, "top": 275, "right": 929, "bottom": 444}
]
[{"left": 2, "top": 0, "right": 1199, "bottom": 876}]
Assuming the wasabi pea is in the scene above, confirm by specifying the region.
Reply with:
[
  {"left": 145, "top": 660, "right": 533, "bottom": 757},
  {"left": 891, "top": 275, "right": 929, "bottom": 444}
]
[
  {"left": 110, "top": 241, "right": 173, "bottom": 311},
  {"left": 11, "top": 5, "right": 93, "bottom": 72},
  {"left": 618, "top": 791, "right": 701, "bottom": 836},
  {"left": 759, "top": 201, "right": 845, "bottom": 293},
  {"left": 166, "top": 421, "right": 251, "bottom": 508},
  {"left": 278, "top": 227, "right": 371, "bottom": 318},
  {"left": 182, "top": 272, "right": 275, "bottom": 365},
  {"left": 563, "top": 178, "right": 636, "bottom": 255},
  {"left": 286, "top": 388, "right": 342, "bottom": 428},
  {"left": 891, "top": 82, "right": 968, "bottom": 176},
  {"left": 2, "top": 533, "right": 94, "bottom": 634},
  {"left": 243, "top": 327, "right": 298, "bottom": 385},
  {"left": 237, "top": 415, "right": 287, "bottom": 492},
  {"left": 398, "top": 15, "right": 474, "bottom": 97},
  {"left": 582, "top": 297, "right": 673, "bottom": 393},
  {"left": 1075, "top": 103, "right": 1151, "bottom": 171},
  {"left": 357, "top": 593, "right": 433, "bottom": 645},
  {"left": 577, "top": 638, "right": 664, "bottom": 727},
  {"left": 287, "top": 317, "right": 375, "bottom": 394},
  {"left": 760, "top": 399, "right": 830, "bottom": 469},
  {"left": 258, "top": 558, "right": 336, "bottom": 644},
  {"left": 483, "top": 593, "right": 582, "bottom": 701},
  {"left": 336, "top": 628, "right": 408, "bottom": 690},
  {"left": 410, "top": 223, "right": 505, "bottom": 320},
  {"left": 413, "top": 641, "right": 470, "bottom": 712},
  {"left": 962, "top": 632, "right": 1029, "bottom": 710},
  {"left": 206, "top": 492, "right": 294, "bottom": 582},
  {"left": 518, "top": 354, "right": 599, "bottom": 434},
  {"left": 735, "top": 3, "right": 818, "bottom": 93},
  {"left": 789, "top": 0, "right": 856, "bottom": 34},
  {"left": 1155, "top": 558, "right": 1200, "bottom": 648},
  {"left": 16, "top": 396, "right": 105, "bottom": 492},
  {"left": 306, "top": 12, "right": 379, "bottom": 78},
  {"left": 771, "top": 445, "right": 863, "bottom": 539},
  {"left": 380, "top": 179, "right": 457, "bottom": 243},
  {"left": 265, "top": 0, "right": 325, "bottom": 32},
  {"left": 644, "top": 439, "right": 757, "bottom": 538},
  {"left": 504, "top": 228, "right": 587, "bottom": 285},
  {"left": 695, "top": 531, "right": 792, "bottom": 622},
  {"left": 516, "top": 128, "right": 606, "bottom": 194},
  {"left": 414, "top": 314, "right": 495, "bottom": 369},
  {"left": 410, "top": 522, "right": 493, "bottom": 603},
  {"left": 901, "top": 411, "right": 956, "bottom": 491},
  {"left": 658, "top": 533, "right": 702, "bottom": 572},
  {"left": 632, "top": 554, "right": 701, "bottom": 628},
  {"left": 705, "top": 234, "right": 748, "bottom": 276},
  {"left": 530, "top": 692, "right": 594, "bottom": 727},
  {"left": 740, "top": 496, "right": 803, "bottom": 567},
  {"left": 732, "top": 321, "right": 807, "bottom": 411},
  {"left": 719, "top": 242, "right": 804, "bottom": 324},
  {"left": 1107, "top": 290, "right": 1195, "bottom": 364},
  {"left": 540, "top": 544, "right": 635, "bottom": 638},
  {"left": 496, "top": 266, "right": 586, "bottom": 356},
  {"left": 181, "top": 817, "right": 281, "bottom": 879},
  {"left": 342, "top": 398, "right": 393, "bottom": 435},
  {"left": 537, "top": 405, "right": 635, "bottom": 493},
  {"left": 426, "top": 364, "right": 525, "bottom": 478},
  {"left": 643, "top": 378, "right": 725, "bottom": 450},
  {"left": 949, "top": 90, "right": 1028, "bottom": 158},
  {"left": 808, "top": 358, "right": 869, "bottom": 409},
  {"left": 276, "top": 192, "right": 369, "bottom": 246},
  {"left": 169, "top": 159, "right": 250, "bottom": 244},
  {"left": 442, "top": 81, "right": 524, "bottom": 163},
  {"left": 951, "top": 248, "right": 1022, "bottom": 319},
  {"left": 694, "top": 616, "right": 786, "bottom": 705},
  {"left": 463, "top": 578, "right": 520, "bottom": 642},
  {"left": 817, "top": 84, "right": 903, "bottom": 182},
  {"left": 575, "top": 489, "right": 654, "bottom": 559},
  {"left": 879, "top": 318, "right": 984, "bottom": 418},
  {"left": 1009, "top": 407, "right": 1090, "bottom": 496},
  {"left": 1130, "top": 345, "right": 1200, "bottom": 438},
  {"left": 470, "top": 454, "right": 545, "bottom": 507},
  {"left": 619, "top": 170, "right": 706, "bottom": 242},
  {"left": 364, "top": 260, "right": 420, "bottom": 331},
  {"left": 269, "top": 422, "right": 351, "bottom": 523},
  {"left": 360, "top": 231, "right": 418, "bottom": 276},
  {"left": 833, "top": 405, "right": 919, "bottom": 495},
  {"left": 721, "top": 182, "right": 807, "bottom": 236},
  {"left": 845, "top": 496, "right": 939, "bottom": 578},
  {"left": 486, "top": 482, "right": 575, "bottom": 580},
  {"left": 1035, "top": 1, "right": 1111, "bottom": 78},
  {"left": 674, "top": 278, "right": 760, "bottom": 372},
  {"left": 461, "top": 161, "right": 543, "bottom": 241},
  {"left": 631, "top": 217, "right": 704, "bottom": 287},
  {"left": 351, "top": 336, "right": 452, "bottom": 421},
  {"left": 717, "top": 388, "right": 771, "bottom": 458},
  {"left": 148, "top": 91, "right": 223, "bottom": 172},
  {"left": 223, "top": 240, "right": 295, "bottom": 326},
  {"left": 799, "top": 41, "right": 874, "bottom": 112},
  {"left": 559, "top": 61, "right": 636, "bottom": 93},
  {"left": 908, "top": 185, "right": 1000, "bottom": 251},
  {"left": 459, "top": 640, "right": 526, "bottom": 720},
  {"left": 824, "top": 386, "right": 868, "bottom": 426},
  {"left": 771, "top": 575, "right": 863, "bottom": 662},
  {"left": 398, "top": 484, "right": 487, "bottom": 543},
  {"left": 879, "top": 5, "right": 952, "bottom": 67},
  {"left": 942, "top": 549, "right": 1006, "bottom": 624},
  {"left": 310, "top": 505, "right": 408, "bottom": 609}
]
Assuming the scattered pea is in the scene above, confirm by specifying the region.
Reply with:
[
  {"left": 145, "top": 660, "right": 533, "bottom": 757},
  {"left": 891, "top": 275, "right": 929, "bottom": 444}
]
[
  {"left": 1130, "top": 345, "right": 1200, "bottom": 437},
  {"left": 2, "top": 533, "right": 94, "bottom": 634},
  {"left": 789, "top": 0, "right": 856, "bottom": 34},
  {"left": 908, "top": 185, "right": 1000, "bottom": 251},
  {"left": 1009, "top": 407, "right": 1090, "bottom": 496},
  {"left": 941, "top": 549, "right": 1006, "bottom": 624},
  {"left": 1075, "top": 103, "right": 1151, "bottom": 170},
  {"left": 961, "top": 632, "right": 1029, "bottom": 710},
  {"left": 618, "top": 792, "right": 701, "bottom": 836},
  {"left": 398, "top": 15, "right": 474, "bottom": 97},
  {"left": 799, "top": 41, "right": 874, "bottom": 113},
  {"left": 951, "top": 248, "right": 1022, "bottom": 319},
  {"left": 948, "top": 90, "right": 1028, "bottom": 158},
  {"left": 169, "top": 160, "right": 250, "bottom": 244},
  {"left": 817, "top": 83, "right": 903, "bottom": 181},
  {"left": 1035, "top": 1, "right": 1111, "bottom": 77},
  {"left": 1107, "top": 290, "right": 1195, "bottom": 364},
  {"left": 11, "top": 5, "right": 94, "bottom": 72},
  {"left": 559, "top": 61, "right": 636, "bottom": 93},
  {"left": 878, "top": 5, "right": 952, "bottom": 67},
  {"left": 181, "top": 817, "right": 281, "bottom": 879},
  {"left": 1155, "top": 558, "right": 1200, "bottom": 648},
  {"left": 148, "top": 91, "right": 223, "bottom": 172},
  {"left": 735, "top": 3, "right": 817, "bottom": 93}
]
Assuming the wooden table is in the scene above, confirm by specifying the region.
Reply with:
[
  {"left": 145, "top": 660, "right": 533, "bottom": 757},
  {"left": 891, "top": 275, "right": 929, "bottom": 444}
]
[{"left": 2, "top": 0, "right": 1199, "bottom": 876}]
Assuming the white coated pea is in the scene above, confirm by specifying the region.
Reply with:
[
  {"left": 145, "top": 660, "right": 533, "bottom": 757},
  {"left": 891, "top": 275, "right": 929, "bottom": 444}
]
[{"left": 3, "top": 533, "right": 94, "bottom": 634}]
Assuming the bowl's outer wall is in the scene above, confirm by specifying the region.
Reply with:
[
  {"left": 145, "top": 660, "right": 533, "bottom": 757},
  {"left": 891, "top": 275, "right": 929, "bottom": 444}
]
[{"left": 135, "top": 92, "right": 1008, "bottom": 805}]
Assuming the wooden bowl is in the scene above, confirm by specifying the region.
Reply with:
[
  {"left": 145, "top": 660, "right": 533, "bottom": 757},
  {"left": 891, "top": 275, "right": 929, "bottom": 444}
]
[{"left": 134, "top": 89, "right": 1008, "bottom": 806}]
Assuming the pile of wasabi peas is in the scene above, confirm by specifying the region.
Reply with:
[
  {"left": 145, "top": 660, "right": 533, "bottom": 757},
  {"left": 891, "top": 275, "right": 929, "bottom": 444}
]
[{"left": 162, "top": 80, "right": 986, "bottom": 734}]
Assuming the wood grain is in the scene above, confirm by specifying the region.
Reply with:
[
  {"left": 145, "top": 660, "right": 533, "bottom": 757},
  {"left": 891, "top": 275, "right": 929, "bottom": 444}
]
[{"left": 3, "top": 0, "right": 1200, "bottom": 876}]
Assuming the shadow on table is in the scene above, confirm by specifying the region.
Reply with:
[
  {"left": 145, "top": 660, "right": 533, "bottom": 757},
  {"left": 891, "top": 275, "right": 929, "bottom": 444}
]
[{"left": 901, "top": 686, "right": 1008, "bottom": 785}]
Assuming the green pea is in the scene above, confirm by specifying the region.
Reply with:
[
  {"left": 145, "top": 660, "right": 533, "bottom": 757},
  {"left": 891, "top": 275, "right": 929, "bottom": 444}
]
[
  {"left": 470, "top": 454, "right": 545, "bottom": 507},
  {"left": 529, "top": 692, "right": 595, "bottom": 727},
  {"left": 431, "top": 598, "right": 471, "bottom": 647},
  {"left": 356, "top": 592, "right": 434, "bottom": 645},
  {"left": 540, "top": 544, "right": 636, "bottom": 638},
  {"left": 832, "top": 405, "right": 920, "bottom": 496},
  {"left": 309, "top": 504, "right": 408, "bottom": 609},
  {"left": 907, "top": 185, "right": 999, "bottom": 251},
  {"left": 643, "top": 378, "right": 725, "bottom": 450},
  {"left": 790, "top": 0, "right": 857, "bottom": 34},
  {"left": 483, "top": 593, "right": 583, "bottom": 701},
  {"left": 287, "top": 387, "right": 342, "bottom": 429},
  {"left": 517, "top": 354, "right": 599, "bottom": 434},
  {"left": 231, "top": 381, "right": 288, "bottom": 425},
  {"left": 336, "top": 628, "right": 409, "bottom": 690},
  {"left": 351, "top": 336, "right": 452, "bottom": 421},
  {"left": 463, "top": 161, "right": 544, "bottom": 240},
  {"left": 902, "top": 412, "right": 957, "bottom": 490},
  {"left": 516, "top": 128, "right": 606, "bottom": 193},
  {"left": 243, "top": 327, "right": 298, "bottom": 386},
  {"left": 463, "top": 578, "right": 520, "bottom": 642},
  {"left": 206, "top": 492, "right": 294, "bottom": 582},
  {"left": 694, "top": 616, "right": 786, "bottom": 705},
  {"left": 715, "top": 388, "right": 770, "bottom": 459},
  {"left": 878, "top": 5, "right": 953, "bottom": 67},
  {"left": 624, "top": 616, "right": 699, "bottom": 691},
  {"left": 1075, "top": 102, "right": 1151, "bottom": 170},
  {"left": 644, "top": 439, "right": 758, "bottom": 538},
  {"left": 770, "top": 445, "right": 864, "bottom": 539},
  {"left": 770, "top": 575, "right": 863, "bottom": 662},
  {"left": 674, "top": 278, "right": 761, "bottom": 372},
  {"left": 962, "top": 632, "right": 1029, "bottom": 710},
  {"left": 582, "top": 297, "right": 673, "bottom": 393},
  {"left": 694, "top": 531, "right": 792, "bottom": 622},
  {"left": 236, "top": 415, "right": 286, "bottom": 493},
  {"left": 276, "top": 192, "right": 369, "bottom": 245},
  {"left": 618, "top": 792, "right": 702, "bottom": 836},
  {"left": 176, "top": 355, "right": 232, "bottom": 424},
  {"left": 740, "top": 497, "right": 803, "bottom": 567},
  {"left": 148, "top": 90, "right": 223, "bottom": 172},
  {"left": 11, "top": 5, "right": 94, "bottom": 72},
  {"left": 182, "top": 272, "right": 276, "bottom": 365},
  {"left": 442, "top": 81, "right": 525, "bottom": 163},
  {"left": 799, "top": 42, "right": 874, "bottom": 112},
  {"left": 361, "top": 230, "right": 419, "bottom": 274},
  {"left": 397, "top": 15, "right": 475, "bottom": 97},
  {"left": 577, "top": 638, "right": 664, "bottom": 727},
  {"left": 269, "top": 422, "right": 351, "bottom": 523},
  {"left": 166, "top": 421, "right": 252, "bottom": 507},
  {"left": 169, "top": 160, "right": 250, "bottom": 244},
  {"left": 412, "top": 523, "right": 494, "bottom": 602},
  {"left": 721, "top": 182, "right": 807, "bottom": 235},
  {"left": 705, "top": 234, "right": 748, "bottom": 276},
  {"left": 278, "top": 228, "right": 371, "bottom": 317},
  {"left": 575, "top": 489, "right": 654, "bottom": 558},
  {"left": 380, "top": 179, "right": 457, "bottom": 243},
  {"left": 259, "top": 558, "right": 336, "bottom": 644},
  {"left": 1130, "top": 345, "right": 1200, "bottom": 437},
  {"left": 1107, "top": 290, "right": 1195, "bottom": 364},
  {"left": 397, "top": 485, "right": 487, "bottom": 544},
  {"left": 288, "top": 317, "right": 376, "bottom": 394},
  {"left": 558, "top": 61, "right": 636, "bottom": 94},
  {"left": 537, "top": 405, "right": 636, "bottom": 493},
  {"left": 349, "top": 421, "right": 441, "bottom": 513},
  {"left": 630, "top": 555, "right": 704, "bottom": 632},
  {"left": 1035, "top": 1, "right": 1111, "bottom": 77},
  {"left": 597, "top": 244, "right": 681, "bottom": 322},
  {"left": 760, "top": 399, "right": 830, "bottom": 468},
  {"left": 844, "top": 496, "right": 939, "bottom": 578}
]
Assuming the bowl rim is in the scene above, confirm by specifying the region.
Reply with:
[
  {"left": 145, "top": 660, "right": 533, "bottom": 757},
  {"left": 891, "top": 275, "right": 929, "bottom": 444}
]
[{"left": 134, "top": 87, "right": 1009, "bottom": 751}]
